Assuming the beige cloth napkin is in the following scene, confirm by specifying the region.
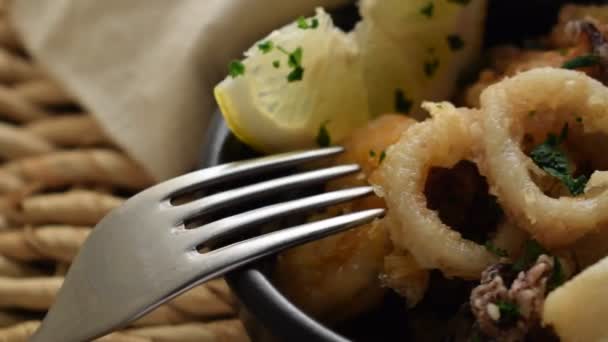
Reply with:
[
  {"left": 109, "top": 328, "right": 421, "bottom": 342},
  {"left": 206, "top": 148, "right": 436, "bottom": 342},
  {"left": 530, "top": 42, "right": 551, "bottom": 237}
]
[{"left": 11, "top": 0, "right": 350, "bottom": 180}]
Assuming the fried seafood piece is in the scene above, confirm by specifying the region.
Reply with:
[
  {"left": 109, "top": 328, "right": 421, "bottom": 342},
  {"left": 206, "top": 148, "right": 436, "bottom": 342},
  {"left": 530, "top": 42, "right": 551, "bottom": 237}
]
[
  {"left": 470, "top": 256, "right": 554, "bottom": 342},
  {"left": 543, "top": 254, "right": 608, "bottom": 342},
  {"left": 380, "top": 249, "right": 429, "bottom": 308},
  {"left": 464, "top": 41, "right": 569, "bottom": 108},
  {"left": 374, "top": 102, "right": 499, "bottom": 279},
  {"left": 326, "top": 113, "right": 416, "bottom": 210},
  {"left": 550, "top": 4, "right": 608, "bottom": 48},
  {"left": 464, "top": 48, "right": 567, "bottom": 108},
  {"left": 275, "top": 114, "right": 416, "bottom": 321},
  {"left": 479, "top": 68, "right": 608, "bottom": 248},
  {"left": 276, "top": 219, "right": 389, "bottom": 321},
  {"left": 559, "top": 19, "right": 608, "bottom": 84},
  {"left": 465, "top": 45, "right": 577, "bottom": 109},
  {"left": 466, "top": 5, "right": 608, "bottom": 108}
]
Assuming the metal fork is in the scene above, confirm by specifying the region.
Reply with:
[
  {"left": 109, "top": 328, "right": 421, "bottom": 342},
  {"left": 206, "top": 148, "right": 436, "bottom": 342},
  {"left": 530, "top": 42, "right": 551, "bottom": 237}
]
[{"left": 31, "top": 146, "right": 384, "bottom": 342}]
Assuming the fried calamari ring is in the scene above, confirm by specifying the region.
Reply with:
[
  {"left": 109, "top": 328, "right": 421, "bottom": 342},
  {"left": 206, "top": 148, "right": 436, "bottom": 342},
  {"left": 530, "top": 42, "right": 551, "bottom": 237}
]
[
  {"left": 375, "top": 102, "right": 498, "bottom": 279},
  {"left": 480, "top": 68, "right": 608, "bottom": 248}
]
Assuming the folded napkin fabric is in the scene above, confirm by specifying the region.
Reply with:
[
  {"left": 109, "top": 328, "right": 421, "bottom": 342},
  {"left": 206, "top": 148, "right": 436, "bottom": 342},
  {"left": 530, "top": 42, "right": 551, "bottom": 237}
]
[{"left": 12, "top": 0, "right": 350, "bottom": 180}]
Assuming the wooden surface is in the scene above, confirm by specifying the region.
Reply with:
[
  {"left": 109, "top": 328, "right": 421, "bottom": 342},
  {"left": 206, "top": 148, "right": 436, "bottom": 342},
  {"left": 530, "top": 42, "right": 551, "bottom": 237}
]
[{"left": 0, "top": 1, "right": 249, "bottom": 340}]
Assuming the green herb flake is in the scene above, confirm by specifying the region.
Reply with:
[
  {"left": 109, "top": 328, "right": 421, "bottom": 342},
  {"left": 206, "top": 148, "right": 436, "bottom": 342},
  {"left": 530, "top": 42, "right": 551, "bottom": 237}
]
[
  {"left": 379, "top": 150, "right": 387, "bottom": 163},
  {"left": 297, "top": 16, "right": 319, "bottom": 29},
  {"left": 529, "top": 123, "right": 588, "bottom": 196},
  {"left": 272, "top": 60, "right": 281, "bottom": 68},
  {"left": 420, "top": 2, "right": 434, "bottom": 17},
  {"left": 513, "top": 239, "right": 547, "bottom": 272},
  {"left": 287, "top": 66, "right": 304, "bottom": 82},
  {"left": 257, "top": 40, "right": 273, "bottom": 54},
  {"left": 496, "top": 300, "right": 520, "bottom": 322},
  {"left": 528, "top": 110, "right": 536, "bottom": 117},
  {"left": 548, "top": 256, "right": 565, "bottom": 291},
  {"left": 277, "top": 46, "right": 305, "bottom": 82},
  {"left": 562, "top": 54, "right": 601, "bottom": 69},
  {"left": 316, "top": 121, "right": 331, "bottom": 147},
  {"left": 469, "top": 332, "right": 482, "bottom": 342},
  {"left": 447, "top": 35, "right": 465, "bottom": 51},
  {"left": 296, "top": 16, "right": 308, "bottom": 28},
  {"left": 394, "top": 89, "right": 413, "bottom": 114},
  {"left": 485, "top": 241, "right": 508, "bottom": 258},
  {"left": 228, "top": 60, "right": 245, "bottom": 78},
  {"left": 369, "top": 150, "right": 376, "bottom": 158},
  {"left": 448, "top": 0, "right": 471, "bottom": 5},
  {"left": 288, "top": 47, "right": 303, "bottom": 68},
  {"left": 576, "top": 116, "right": 582, "bottom": 123},
  {"left": 424, "top": 58, "right": 440, "bottom": 78}
]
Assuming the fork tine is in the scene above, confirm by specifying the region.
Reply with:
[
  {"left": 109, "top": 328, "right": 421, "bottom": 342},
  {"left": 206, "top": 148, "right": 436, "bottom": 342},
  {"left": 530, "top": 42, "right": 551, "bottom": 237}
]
[
  {"left": 196, "top": 209, "right": 385, "bottom": 279},
  {"left": 178, "top": 186, "right": 375, "bottom": 248},
  {"left": 148, "top": 147, "right": 344, "bottom": 200},
  {"left": 171, "top": 164, "right": 360, "bottom": 222}
]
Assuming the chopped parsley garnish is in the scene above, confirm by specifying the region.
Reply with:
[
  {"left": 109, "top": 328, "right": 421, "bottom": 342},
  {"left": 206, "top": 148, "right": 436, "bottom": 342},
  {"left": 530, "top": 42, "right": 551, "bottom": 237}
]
[
  {"left": 228, "top": 60, "right": 245, "bottom": 78},
  {"left": 273, "top": 60, "right": 281, "bottom": 68},
  {"left": 548, "top": 256, "right": 565, "bottom": 291},
  {"left": 316, "top": 121, "right": 331, "bottom": 147},
  {"left": 287, "top": 66, "right": 304, "bottom": 82},
  {"left": 513, "top": 239, "right": 546, "bottom": 272},
  {"left": 379, "top": 150, "right": 387, "bottom": 163},
  {"left": 420, "top": 2, "right": 434, "bottom": 17},
  {"left": 529, "top": 123, "right": 588, "bottom": 196},
  {"left": 485, "top": 241, "right": 508, "bottom": 257},
  {"left": 277, "top": 46, "right": 305, "bottom": 82},
  {"left": 257, "top": 41, "right": 273, "bottom": 54},
  {"left": 394, "top": 89, "right": 413, "bottom": 114},
  {"left": 448, "top": 0, "right": 471, "bottom": 5},
  {"left": 424, "top": 58, "right": 440, "bottom": 77},
  {"left": 297, "top": 16, "right": 319, "bottom": 29},
  {"left": 562, "top": 54, "right": 601, "bottom": 69},
  {"left": 496, "top": 300, "right": 520, "bottom": 324},
  {"left": 370, "top": 149, "right": 386, "bottom": 163},
  {"left": 447, "top": 35, "right": 465, "bottom": 51},
  {"left": 287, "top": 47, "right": 303, "bottom": 68},
  {"left": 576, "top": 116, "right": 582, "bottom": 123},
  {"left": 528, "top": 110, "right": 536, "bottom": 117}
]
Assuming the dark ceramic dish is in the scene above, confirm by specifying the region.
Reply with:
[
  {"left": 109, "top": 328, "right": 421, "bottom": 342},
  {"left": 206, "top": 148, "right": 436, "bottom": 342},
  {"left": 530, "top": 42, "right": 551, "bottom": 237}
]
[{"left": 201, "top": 1, "right": 606, "bottom": 340}]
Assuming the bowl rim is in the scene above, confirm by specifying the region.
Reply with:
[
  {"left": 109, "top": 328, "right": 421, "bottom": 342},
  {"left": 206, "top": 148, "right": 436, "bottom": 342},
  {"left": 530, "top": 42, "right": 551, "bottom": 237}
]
[{"left": 201, "top": 111, "right": 347, "bottom": 342}]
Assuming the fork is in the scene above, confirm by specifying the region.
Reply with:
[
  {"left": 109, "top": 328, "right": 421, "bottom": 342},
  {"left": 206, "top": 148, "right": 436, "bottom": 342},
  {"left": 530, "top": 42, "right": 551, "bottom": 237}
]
[{"left": 30, "top": 146, "right": 385, "bottom": 342}]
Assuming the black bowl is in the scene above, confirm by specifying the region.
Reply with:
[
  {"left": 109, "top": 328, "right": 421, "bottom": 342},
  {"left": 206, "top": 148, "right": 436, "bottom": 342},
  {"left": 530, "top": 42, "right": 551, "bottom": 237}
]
[{"left": 201, "top": 1, "right": 606, "bottom": 340}]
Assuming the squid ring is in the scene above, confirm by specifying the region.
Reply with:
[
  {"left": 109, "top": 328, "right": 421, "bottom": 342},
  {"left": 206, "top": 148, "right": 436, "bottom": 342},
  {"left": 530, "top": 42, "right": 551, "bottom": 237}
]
[
  {"left": 375, "top": 102, "right": 497, "bottom": 279},
  {"left": 480, "top": 68, "right": 608, "bottom": 248}
]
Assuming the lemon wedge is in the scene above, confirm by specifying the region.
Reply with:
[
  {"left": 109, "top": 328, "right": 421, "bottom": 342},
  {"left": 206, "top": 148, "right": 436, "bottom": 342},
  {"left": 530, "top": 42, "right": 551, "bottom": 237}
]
[
  {"left": 214, "top": 8, "right": 369, "bottom": 153},
  {"left": 356, "top": 0, "right": 487, "bottom": 120},
  {"left": 214, "top": 2, "right": 486, "bottom": 152}
]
